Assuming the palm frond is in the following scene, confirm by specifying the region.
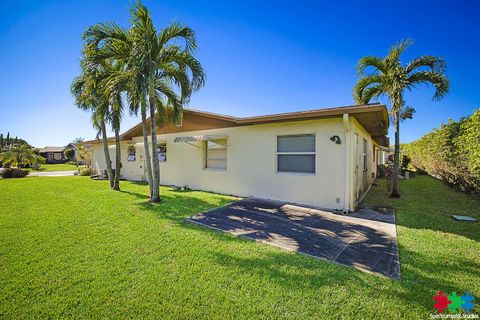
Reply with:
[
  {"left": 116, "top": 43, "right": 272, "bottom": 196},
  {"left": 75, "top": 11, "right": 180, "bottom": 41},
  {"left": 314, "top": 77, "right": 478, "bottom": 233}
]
[
  {"left": 352, "top": 75, "right": 384, "bottom": 104},
  {"left": 357, "top": 56, "right": 386, "bottom": 75},
  {"left": 386, "top": 38, "right": 413, "bottom": 66},
  {"left": 407, "top": 70, "right": 450, "bottom": 100},
  {"left": 158, "top": 23, "right": 197, "bottom": 52},
  {"left": 404, "top": 55, "right": 446, "bottom": 74},
  {"left": 360, "top": 84, "right": 385, "bottom": 103},
  {"left": 83, "top": 22, "right": 130, "bottom": 48}
]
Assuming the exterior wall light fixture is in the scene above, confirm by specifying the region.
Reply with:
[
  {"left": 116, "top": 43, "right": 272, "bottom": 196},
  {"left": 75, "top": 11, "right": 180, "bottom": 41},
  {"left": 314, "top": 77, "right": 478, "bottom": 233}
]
[{"left": 330, "top": 135, "right": 341, "bottom": 144}]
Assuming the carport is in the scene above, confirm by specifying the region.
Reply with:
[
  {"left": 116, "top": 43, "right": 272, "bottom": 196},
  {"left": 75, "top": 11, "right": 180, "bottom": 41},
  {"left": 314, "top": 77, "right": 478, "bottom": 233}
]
[{"left": 187, "top": 197, "right": 400, "bottom": 279}]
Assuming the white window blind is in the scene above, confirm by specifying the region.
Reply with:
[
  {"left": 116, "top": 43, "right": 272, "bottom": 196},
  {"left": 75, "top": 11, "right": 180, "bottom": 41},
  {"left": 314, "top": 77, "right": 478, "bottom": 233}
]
[
  {"left": 277, "top": 134, "right": 315, "bottom": 173},
  {"left": 205, "top": 139, "right": 227, "bottom": 170}
]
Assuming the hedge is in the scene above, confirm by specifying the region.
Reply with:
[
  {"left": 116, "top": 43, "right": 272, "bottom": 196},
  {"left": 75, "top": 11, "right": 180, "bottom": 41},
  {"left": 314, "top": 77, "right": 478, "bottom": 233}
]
[{"left": 404, "top": 109, "right": 480, "bottom": 194}]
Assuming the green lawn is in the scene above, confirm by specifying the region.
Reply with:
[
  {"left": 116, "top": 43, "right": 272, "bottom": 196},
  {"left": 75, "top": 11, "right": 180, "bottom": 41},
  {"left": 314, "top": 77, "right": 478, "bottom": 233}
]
[
  {"left": 0, "top": 176, "right": 478, "bottom": 319},
  {"left": 32, "top": 163, "right": 80, "bottom": 172}
]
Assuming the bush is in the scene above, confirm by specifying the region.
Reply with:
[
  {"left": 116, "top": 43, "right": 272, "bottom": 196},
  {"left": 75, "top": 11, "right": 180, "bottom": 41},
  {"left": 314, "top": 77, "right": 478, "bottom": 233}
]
[
  {"left": 65, "top": 149, "right": 75, "bottom": 160},
  {"left": 79, "top": 167, "right": 95, "bottom": 176},
  {"left": 1, "top": 168, "right": 29, "bottom": 178},
  {"left": 401, "top": 155, "right": 411, "bottom": 170},
  {"left": 404, "top": 109, "right": 480, "bottom": 194},
  {"left": 377, "top": 164, "right": 387, "bottom": 177},
  {"left": 67, "top": 161, "right": 78, "bottom": 166}
]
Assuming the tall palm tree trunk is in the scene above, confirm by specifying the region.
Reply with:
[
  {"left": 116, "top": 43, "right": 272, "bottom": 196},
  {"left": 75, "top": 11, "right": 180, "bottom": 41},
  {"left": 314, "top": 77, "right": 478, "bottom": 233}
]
[
  {"left": 149, "top": 95, "right": 161, "bottom": 203},
  {"left": 112, "top": 122, "right": 121, "bottom": 191},
  {"left": 390, "top": 111, "right": 401, "bottom": 197},
  {"left": 140, "top": 100, "right": 154, "bottom": 197},
  {"left": 100, "top": 120, "right": 114, "bottom": 188}
]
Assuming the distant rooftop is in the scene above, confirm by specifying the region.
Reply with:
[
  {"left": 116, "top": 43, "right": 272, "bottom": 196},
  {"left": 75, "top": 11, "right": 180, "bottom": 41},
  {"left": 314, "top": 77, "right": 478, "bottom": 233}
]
[{"left": 38, "top": 146, "right": 65, "bottom": 153}]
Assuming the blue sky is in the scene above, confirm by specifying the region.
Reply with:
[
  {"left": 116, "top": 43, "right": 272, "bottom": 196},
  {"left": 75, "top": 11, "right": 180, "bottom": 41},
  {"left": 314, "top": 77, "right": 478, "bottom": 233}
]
[{"left": 0, "top": 0, "right": 478, "bottom": 147}]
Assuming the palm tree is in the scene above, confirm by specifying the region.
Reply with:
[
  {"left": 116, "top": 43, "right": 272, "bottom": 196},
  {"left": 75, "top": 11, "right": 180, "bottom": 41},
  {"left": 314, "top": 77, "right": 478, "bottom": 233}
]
[
  {"left": 72, "top": 137, "right": 85, "bottom": 146},
  {"left": 130, "top": 2, "right": 205, "bottom": 202},
  {"left": 71, "top": 61, "right": 115, "bottom": 188},
  {"left": 0, "top": 145, "right": 44, "bottom": 169},
  {"left": 102, "top": 60, "right": 128, "bottom": 191},
  {"left": 353, "top": 39, "right": 449, "bottom": 197},
  {"left": 83, "top": 1, "right": 205, "bottom": 202}
]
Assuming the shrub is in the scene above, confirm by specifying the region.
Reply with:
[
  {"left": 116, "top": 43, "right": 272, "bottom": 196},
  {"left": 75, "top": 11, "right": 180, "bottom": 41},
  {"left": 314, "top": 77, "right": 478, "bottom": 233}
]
[
  {"left": 1, "top": 168, "right": 29, "bottom": 178},
  {"left": 67, "top": 161, "right": 78, "bottom": 166},
  {"left": 404, "top": 109, "right": 480, "bottom": 194},
  {"left": 401, "top": 155, "right": 411, "bottom": 171},
  {"left": 79, "top": 167, "right": 95, "bottom": 176},
  {"left": 65, "top": 149, "right": 75, "bottom": 160},
  {"left": 377, "top": 164, "right": 387, "bottom": 177}
]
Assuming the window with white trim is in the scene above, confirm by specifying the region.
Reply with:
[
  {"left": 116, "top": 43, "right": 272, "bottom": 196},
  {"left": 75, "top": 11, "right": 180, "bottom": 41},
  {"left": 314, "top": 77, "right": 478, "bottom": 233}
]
[
  {"left": 277, "top": 134, "right": 315, "bottom": 173},
  {"left": 362, "top": 138, "right": 368, "bottom": 171},
  {"left": 158, "top": 143, "right": 167, "bottom": 162},
  {"left": 205, "top": 139, "right": 227, "bottom": 170},
  {"left": 127, "top": 146, "right": 136, "bottom": 161}
]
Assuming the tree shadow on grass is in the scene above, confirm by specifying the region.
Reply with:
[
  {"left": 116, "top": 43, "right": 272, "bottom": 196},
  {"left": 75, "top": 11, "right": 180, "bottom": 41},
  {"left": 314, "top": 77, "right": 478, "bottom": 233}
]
[
  {"left": 127, "top": 185, "right": 478, "bottom": 316},
  {"left": 128, "top": 181, "right": 149, "bottom": 186},
  {"left": 203, "top": 247, "right": 425, "bottom": 315},
  {"left": 133, "top": 191, "right": 234, "bottom": 223},
  {"left": 202, "top": 239, "right": 478, "bottom": 316},
  {"left": 119, "top": 189, "right": 150, "bottom": 200},
  {"left": 397, "top": 243, "right": 480, "bottom": 290}
]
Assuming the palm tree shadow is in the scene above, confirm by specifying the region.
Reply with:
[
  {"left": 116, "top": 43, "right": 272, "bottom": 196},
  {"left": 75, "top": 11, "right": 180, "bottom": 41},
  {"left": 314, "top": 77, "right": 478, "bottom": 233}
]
[
  {"left": 123, "top": 183, "right": 477, "bottom": 316},
  {"left": 134, "top": 191, "right": 235, "bottom": 223},
  {"left": 119, "top": 189, "right": 149, "bottom": 200}
]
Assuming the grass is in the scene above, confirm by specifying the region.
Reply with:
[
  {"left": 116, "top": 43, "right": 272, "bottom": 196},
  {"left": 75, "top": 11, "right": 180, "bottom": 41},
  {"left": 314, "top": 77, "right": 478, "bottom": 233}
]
[
  {"left": 0, "top": 176, "right": 478, "bottom": 319},
  {"left": 32, "top": 163, "right": 81, "bottom": 172}
]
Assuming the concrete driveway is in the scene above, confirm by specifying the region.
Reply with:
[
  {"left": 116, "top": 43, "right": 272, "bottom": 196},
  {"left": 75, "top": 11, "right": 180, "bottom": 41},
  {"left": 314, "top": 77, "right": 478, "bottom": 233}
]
[
  {"left": 187, "top": 198, "right": 400, "bottom": 279},
  {"left": 28, "top": 170, "right": 77, "bottom": 177}
]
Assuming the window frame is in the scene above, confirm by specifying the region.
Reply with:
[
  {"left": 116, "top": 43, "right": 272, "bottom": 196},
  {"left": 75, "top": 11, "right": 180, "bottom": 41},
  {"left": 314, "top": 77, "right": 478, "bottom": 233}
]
[
  {"left": 204, "top": 139, "right": 227, "bottom": 170},
  {"left": 276, "top": 133, "right": 316, "bottom": 174},
  {"left": 158, "top": 143, "right": 167, "bottom": 162},
  {"left": 127, "top": 146, "right": 136, "bottom": 162}
]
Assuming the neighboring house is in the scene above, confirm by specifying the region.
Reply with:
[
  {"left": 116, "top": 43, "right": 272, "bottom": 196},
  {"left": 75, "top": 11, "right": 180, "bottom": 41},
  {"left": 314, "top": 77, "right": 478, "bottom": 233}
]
[
  {"left": 38, "top": 146, "right": 68, "bottom": 163},
  {"left": 87, "top": 104, "right": 389, "bottom": 212},
  {"left": 38, "top": 144, "right": 87, "bottom": 164},
  {"left": 64, "top": 143, "right": 79, "bottom": 162}
]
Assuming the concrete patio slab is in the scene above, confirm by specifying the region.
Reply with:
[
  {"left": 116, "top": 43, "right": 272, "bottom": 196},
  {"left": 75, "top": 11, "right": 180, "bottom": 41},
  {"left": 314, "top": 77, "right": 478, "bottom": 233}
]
[{"left": 187, "top": 198, "right": 400, "bottom": 279}]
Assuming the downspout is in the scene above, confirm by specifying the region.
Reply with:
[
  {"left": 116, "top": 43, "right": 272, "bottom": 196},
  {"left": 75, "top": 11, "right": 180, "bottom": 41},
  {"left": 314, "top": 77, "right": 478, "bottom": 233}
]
[{"left": 343, "top": 113, "right": 351, "bottom": 213}]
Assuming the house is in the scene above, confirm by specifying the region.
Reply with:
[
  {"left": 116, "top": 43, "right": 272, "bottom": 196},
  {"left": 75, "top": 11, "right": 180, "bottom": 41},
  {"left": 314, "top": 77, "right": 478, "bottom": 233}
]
[
  {"left": 88, "top": 103, "right": 389, "bottom": 212},
  {"left": 38, "top": 146, "right": 68, "bottom": 163},
  {"left": 64, "top": 143, "right": 80, "bottom": 162}
]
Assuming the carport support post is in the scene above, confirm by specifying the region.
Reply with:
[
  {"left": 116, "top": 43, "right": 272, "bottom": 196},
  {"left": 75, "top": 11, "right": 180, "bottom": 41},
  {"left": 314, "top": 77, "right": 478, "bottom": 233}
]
[{"left": 343, "top": 113, "right": 352, "bottom": 212}]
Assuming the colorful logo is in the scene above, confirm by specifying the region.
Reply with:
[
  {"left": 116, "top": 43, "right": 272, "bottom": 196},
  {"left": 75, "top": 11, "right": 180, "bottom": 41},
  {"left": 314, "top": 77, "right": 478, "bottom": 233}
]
[{"left": 434, "top": 291, "right": 475, "bottom": 314}]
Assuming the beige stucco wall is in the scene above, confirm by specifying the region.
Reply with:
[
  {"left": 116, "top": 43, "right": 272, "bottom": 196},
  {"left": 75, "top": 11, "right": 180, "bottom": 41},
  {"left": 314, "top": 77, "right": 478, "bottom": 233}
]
[
  {"left": 92, "top": 118, "right": 352, "bottom": 210},
  {"left": 91, "top": 116, "right": 385, "bottom": 211},
  {"left": 348, "top": 118, "right": 376, "bottom": 208}
]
